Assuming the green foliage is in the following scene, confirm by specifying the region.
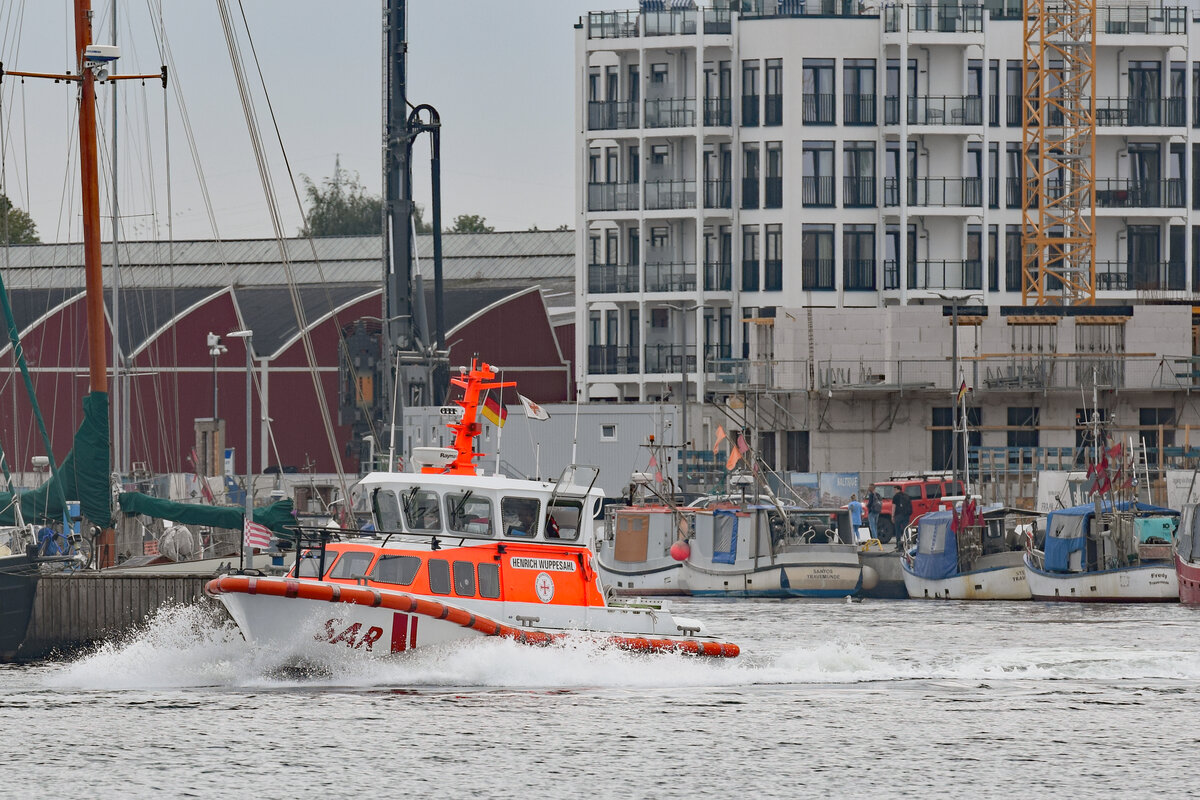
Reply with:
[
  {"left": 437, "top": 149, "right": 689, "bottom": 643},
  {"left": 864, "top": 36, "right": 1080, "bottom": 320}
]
[
  {"left": 0, "top": 194, "right": 39, "bottom": 245},
  {"left": 299, "top": 161, "right": 382, "bottom": 237},
  {"left": 448, "top": 213, "right": 494, "bottom": 234}
]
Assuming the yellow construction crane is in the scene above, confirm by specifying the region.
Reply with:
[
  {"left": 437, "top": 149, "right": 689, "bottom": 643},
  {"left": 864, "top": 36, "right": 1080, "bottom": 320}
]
[{"left": 1021, "top": 0, "right": 1097, "bottom": 305}]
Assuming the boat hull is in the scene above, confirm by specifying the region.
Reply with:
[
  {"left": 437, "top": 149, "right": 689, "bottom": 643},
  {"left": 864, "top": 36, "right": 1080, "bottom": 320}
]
[
  {"left": 1024, "top": 554, "right": 1178, "bottom": 602},
  {"left": 593, "top": 560, "right": 685, "bottom": 597},
  {"left": 901, "top": 562, "right": 1031, "bottom": 600},
  {"left": 1176, "top": 554, "right": 1200, "bottom": 605},
  {"left": 859, "top": 550, "right": 907, "bottom": 598},
  {"left": 0, "top": 553, "right": 41, "bottom": 661},
  {"left": 207, "top": 575, "right": 739, "bottom": 657},
  {"left": 684, "top": 559, "right": 866, "bottom": 598}
]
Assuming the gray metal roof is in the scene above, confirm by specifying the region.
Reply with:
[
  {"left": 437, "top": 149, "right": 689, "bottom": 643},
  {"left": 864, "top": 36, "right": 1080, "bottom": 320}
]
[{"left": 0, "top": 230, "right": 576, "bottom": 289}]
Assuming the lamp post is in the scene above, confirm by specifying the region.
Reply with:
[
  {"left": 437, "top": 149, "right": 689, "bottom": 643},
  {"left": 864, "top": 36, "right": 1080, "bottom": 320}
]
[
  {"left": 665, "top": 302, "right": 700, "bottom": 496},
  {"left": 227, "top": 329, "right": 253, "bottom": 570}
]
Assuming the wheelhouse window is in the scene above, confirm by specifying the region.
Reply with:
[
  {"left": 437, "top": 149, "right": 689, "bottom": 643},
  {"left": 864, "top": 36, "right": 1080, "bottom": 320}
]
[
  {"left": 478, "top": 563, "right": 501, "bottom": 599},
  {"left": 372, "top": 488, "right": 402, "bottom": 532},
  {"left": 328, "top": 551, "right": 375, "bottom": 581},
  {"left": 547, "top": 500, "right": 584, "bottom": 542},
  {"left": 401, "top": 488, "right": 441, "bottom": 531},
  {"left": 371, "top": 554, "right": 421, "bottom": 586},
  {"left": 502, "top": 497, "right": 541, "bottom": 537},
  {"left": 445, "top": 492, "right": 493, "bottom": 536},
  {"left": 453, "top": 561, "right": 477, "bottom": 597},
  {"left": 428, "top": 559, "right": 451, "bottom": 595}
]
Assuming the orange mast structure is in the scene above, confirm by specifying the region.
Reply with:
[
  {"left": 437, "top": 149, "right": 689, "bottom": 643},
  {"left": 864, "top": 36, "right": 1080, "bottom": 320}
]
[
  {"left": 1021, "top": 0, "right": 1097, "bottom": 305},
  {"left": 422, "top": 360, "right": 515, "bottom": 475}
]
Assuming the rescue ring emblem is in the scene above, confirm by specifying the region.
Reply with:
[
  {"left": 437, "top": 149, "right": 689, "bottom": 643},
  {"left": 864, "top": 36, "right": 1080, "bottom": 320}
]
[{"left": 534, "top": 571, "right": 555, "bottom": 603}]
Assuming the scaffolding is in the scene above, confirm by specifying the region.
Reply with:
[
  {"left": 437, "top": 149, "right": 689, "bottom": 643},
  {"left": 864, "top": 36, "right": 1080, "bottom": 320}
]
[{"left": 1021, "top": 1, "right": 1097, "bottom": 305}]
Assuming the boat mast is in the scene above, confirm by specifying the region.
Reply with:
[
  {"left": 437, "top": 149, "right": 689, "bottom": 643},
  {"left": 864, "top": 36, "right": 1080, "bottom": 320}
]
[{"left": 76, "top": 0, "right": 108, "bottom": 398}]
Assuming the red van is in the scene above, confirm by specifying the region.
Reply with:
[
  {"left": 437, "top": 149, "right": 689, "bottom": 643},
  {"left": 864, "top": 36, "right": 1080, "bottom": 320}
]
[{"left": 871, "top": 477, "right": 965, "bottom": 541}]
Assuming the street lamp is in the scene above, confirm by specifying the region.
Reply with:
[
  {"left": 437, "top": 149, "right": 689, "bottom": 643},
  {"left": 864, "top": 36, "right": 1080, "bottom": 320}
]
[
  {"left": 227, "top": 329, "right": 254, "bottom": 570},
  {"left": 935, "top": 292, "right": 982, "bottom": 490},
  {"left": 206, "top": 332, "right": 227, "bottom": 420},
  {"left": 664, "top": 302, "right": 700, "bottom": 495}
]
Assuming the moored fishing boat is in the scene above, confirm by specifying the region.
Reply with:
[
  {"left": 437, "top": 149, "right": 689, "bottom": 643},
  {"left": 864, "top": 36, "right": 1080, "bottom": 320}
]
[
  {"left": 207, "top": 361, "right": 739, "bottom": 658},
  {"left": 1175, "top": 503, "right": 1200, "bottom": 604}
]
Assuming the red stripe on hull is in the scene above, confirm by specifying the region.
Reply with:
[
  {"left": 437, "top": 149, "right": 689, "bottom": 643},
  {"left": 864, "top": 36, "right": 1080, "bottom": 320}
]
[{"left": 1176, "top": 555, "right": 1200, "bottom": 605}]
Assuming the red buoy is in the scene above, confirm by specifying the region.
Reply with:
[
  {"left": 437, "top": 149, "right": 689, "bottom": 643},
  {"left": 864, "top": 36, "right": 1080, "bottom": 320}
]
[{"left": 669, "top": 540, "right": 691, "bottom": 561}]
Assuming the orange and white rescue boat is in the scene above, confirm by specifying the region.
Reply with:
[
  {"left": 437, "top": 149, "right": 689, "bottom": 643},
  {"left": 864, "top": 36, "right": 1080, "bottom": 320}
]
[{"left": 206, "top": 361, "right": 739, "bottom": 659}]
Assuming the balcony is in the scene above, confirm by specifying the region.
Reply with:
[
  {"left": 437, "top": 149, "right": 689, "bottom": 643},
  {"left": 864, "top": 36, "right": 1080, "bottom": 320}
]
[
  {"left": 703, "top": 7, "right": 732, "bottom": 33},
  {"left": 802, "top": 258, "right": 835, "bottom": 291},
  {"left": 742, "top": 94, "right": 760, "bottom": 127},
  {"left": 644, "top": 343, "right": 697, "bottom": 374},
  {"left": 884, "top": 96, "right": 900, "bottom": 125},
  {"left": 802, "top": 93, "right": 835, "bottom": 125},
  {"left": 645, "top": 97, "right": 696, "bottom": 128},
  {"left": 587, "top": 264, "right": 639, "bottom": 294},
  {"left": 764, "top": 94, "right": 784, "bottom": 126},
  {"left": 802, "top": 176, "right": 835, "bottom": 207},
  {"left": 645, "top": 179, "right": 696, "bottom": 210},
  {"left": 844, "top": 93, "right": 876, "bottom": 125},
  {"left": 764, "top": 176, "right": 783, "bottom": 208},
  {"left": 643, "top": 8, "right": 698, "bottom": 36},
  {"left": 586, "top": 11, "right": 639, "bottom": 39},
  {"left": 1094, "top": 178, "right": 1185, "bottom": 209},
  {"left": 1098, "top": 5, "right": 1186, "bottom": 35},
  {"left": 908, "top": 259, "right": 983, "bottom": 291},
  {"left": 843, "top": 176, "right": 876, "bottom": 208},
  {"left": 587, "top": 182, "right": 639, "bottom": 212},
  {"left": 588, "top": 344, "right": 639, "bottom": 375},
  {"left": 587, "top": 100, "right": 639, "bottom": 131},
  {"left": 844, "top": 258, "right": 876, "bottom": 291},
  {"left": 742, "top": 0, "right": 864, "bottom": 16},
  {"left": 704, "top": 98, "right": 732, "bottom": 127},
  {"left": 884, "top": 177, "right": 982, "bottom": 207},
  {"left": 1095, "top": 260, "right": 1186, "bottom": 291},
  {"left": 1096, "top": 97, "right": 1186, "bottom": 127},
  {"left": 705, "top": 260, "right": 732, "bottom": 291},
  {"left": 703, "top": 179, "right": 732, "bottom": 209},
  {"left": 908, "top": 96, "right": 982, "bottom": 126},
  {"left": 883, "top": 259, "right": 900, "bottom": 290},
  {"left": 645, "top": 262, "right": 698, "bottom": 292},
  {"left": 898, "top": 3, "right": 984, "bottom": 33}
]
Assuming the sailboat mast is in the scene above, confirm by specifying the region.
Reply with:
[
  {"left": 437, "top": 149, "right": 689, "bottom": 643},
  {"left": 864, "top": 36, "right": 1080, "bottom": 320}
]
[{"left": 75, "top": 0, "right": 108, "bottom": 395}]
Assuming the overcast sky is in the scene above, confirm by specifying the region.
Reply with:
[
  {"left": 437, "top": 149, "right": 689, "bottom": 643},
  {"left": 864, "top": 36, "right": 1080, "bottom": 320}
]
[{"left": 0, "top": 1, "right": 608, "bottom": 243}]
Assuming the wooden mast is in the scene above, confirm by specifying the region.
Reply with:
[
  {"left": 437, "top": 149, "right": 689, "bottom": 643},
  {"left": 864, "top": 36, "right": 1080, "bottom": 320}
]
[{"left": 75, "top": 0, "right": 108, "bottom": 395}]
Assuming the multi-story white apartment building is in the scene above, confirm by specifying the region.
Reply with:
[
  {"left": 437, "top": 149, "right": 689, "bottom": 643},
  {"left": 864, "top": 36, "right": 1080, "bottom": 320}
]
[{"left": 575, "top": 1, "right": 1200, "bottom": 496}]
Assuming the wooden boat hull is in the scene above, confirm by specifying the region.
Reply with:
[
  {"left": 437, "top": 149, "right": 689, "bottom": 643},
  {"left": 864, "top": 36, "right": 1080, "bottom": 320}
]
[
  {"left": 1024, "top": 554, "right": 1178, "bottom": 602},
  {"left": 901, "top": 562, "right": 1031, "bottom": 600},
  {"left": 1176, "top": 554, "right": 1200, "bottom": 605},
  {"left": 206, "top": 575, "right": 739, "bottom": 658}
]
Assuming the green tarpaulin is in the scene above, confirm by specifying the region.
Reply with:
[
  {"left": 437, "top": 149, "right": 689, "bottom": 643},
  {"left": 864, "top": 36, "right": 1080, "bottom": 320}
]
[
  {"left": 118, "top": 494, "right": 296, "bottom": 534},
  {"left": 0, "top": 391, "right": 111, "bottom": 528}
]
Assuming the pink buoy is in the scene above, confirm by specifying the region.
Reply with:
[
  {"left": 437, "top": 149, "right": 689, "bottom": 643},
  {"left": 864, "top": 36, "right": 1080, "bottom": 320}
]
[{"left": 669, "top": 540, "right": 691, "bottom": 562}]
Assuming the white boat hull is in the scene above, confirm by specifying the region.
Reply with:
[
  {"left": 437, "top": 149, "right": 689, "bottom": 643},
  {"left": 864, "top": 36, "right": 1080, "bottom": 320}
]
[
  {"left": 1024, "top": 554, "right": 1178, "bottom": 602},
  {"left": 901, "top": 563, "right": 1031, "bottom": 600},
  {"left": 684, "top": 552, "right": 868, "bottom": 598}
]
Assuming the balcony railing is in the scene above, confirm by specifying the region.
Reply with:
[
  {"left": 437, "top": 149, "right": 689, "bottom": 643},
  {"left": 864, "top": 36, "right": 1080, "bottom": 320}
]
[
  {"left": 704, "top": 97, "right": 732, "bottom": 126},
  {"left": 802, "top": 175, "right": 835, "bottom": 207},
  {"left": 587, "top": 100, "right": 639, "bottom": 131},
  {"left": 1098, "top": 5, "right": 1186, "bottom": 35},
  {"left": 742, "top": 176, "right": 759, "bottom": 209},
  {"left": 803, "top": 93, "right": 835, "bottom": 124},
  {"left": 884, "top": 177, "right": 982, "bottom": 206},
  {"left": 587, "top": 182, "right": 639, "bottom": 212},
  {"left": 587, "top": 264, "right": 639, "bottom": 294},
  {"left": 1006, "top": 95, "right": 1021, "bottom": 126},
  {"left": 1094, "top": 178, "right": 1185, "bottom": 208},
  {"left": 644, "top": 343, "right": 697, "bottom": 374},
  {"left": 705, "top": 260, "right": 732, "bottom": 291},
  {"left": 743, "top": 0, "right": 864, "bottom": 17},
  {"left": 907, "top": 259, "right": 983, "bottom": 290},
  {"left": 906, "top": 3, "right": 984, "bottom": 33},
  {"left": 643, "top": 9, "right": 698, "bottom": 36},
  {"left": 802, "top": 257, "right": 835, "bottom": 290},
  {"left": 844, "top": 258, "right": 876, "bottom": 291},
  {"left": 843, "top": 176, "right": 876, "bottom": 207},
  {"left": 704, "top": 179, "right": 732, "bottom": 209},
  {"left": 764, "top": 176, "right": 783, "bottom": 208},
  {"left": 1095, "top": 260, "right": 1186, "bottom": 291},
  {"left": 645, "top": 179, "right": 696, "bottom": 210},
  {"left": 586, "top": 11, "right": 639, "bottom": 39},
  {"left": 645, "top": 97, "right": 696, "bottom": 128},
  {"left": 588, "top": 344, "right": 639, "bottom": 375},
  {"left": 704, "top": 7, "right": 732, "bottom": 33},
  {"left": 1096, "top": 97, "right": 1186, "bottom": 127},
  {"left": 908, "top": 95, "right": 982, "bottom": 125},
  {"left": 844, "top": 93, "right": 876, "bottom": 125},
  {"left": 884, "top": 96, "right": 900, "bottom": 124},
  {"left": 645, "top": 262, "right": 698, "bottom": 292},
  {"left": 883, "top": 259, "right": 900, "bottom": 290}
]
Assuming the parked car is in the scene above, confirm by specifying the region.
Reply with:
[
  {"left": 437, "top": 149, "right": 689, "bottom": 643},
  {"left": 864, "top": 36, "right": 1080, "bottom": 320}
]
[{"left": 872, "top": 476, "right": 965, "bottom": 541}]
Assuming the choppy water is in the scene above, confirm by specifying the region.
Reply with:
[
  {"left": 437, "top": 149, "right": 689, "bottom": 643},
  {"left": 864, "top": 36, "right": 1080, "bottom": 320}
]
[{"left": 3, "top": 599, "right": 1199, "bottom": 799}]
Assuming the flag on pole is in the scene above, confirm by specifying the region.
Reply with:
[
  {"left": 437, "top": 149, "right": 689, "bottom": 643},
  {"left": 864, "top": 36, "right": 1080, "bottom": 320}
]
[
  {"left": 956, "top": 380, "right": 967, "bottom": 405},
  {"left": 725, "top": 446, "right": 741, "bottom": 471},
  {"left": 243, "top": 518, "right": 272, "bottom": 549},
  {"left": 517, "top": 393, "right": 550, "bottom": 421},
  {"left": 736, "top": 434, "right": 750, "bottom": 454},
  {"left": 713, "top": 425, "right": 727, "bottom": 454},
  {"left": 482, "top": 395, "right": 507, "bottom": 428}
]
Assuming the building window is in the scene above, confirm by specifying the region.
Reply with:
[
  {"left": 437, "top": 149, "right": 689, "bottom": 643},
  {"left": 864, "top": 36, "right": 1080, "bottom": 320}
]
[
  {"left": 843, "top": 58, "right": 876, "bottom": 125},
  {"left": 758, "top": 431, "right": 777, "bottom": 470},
  {"left": 764, "top": 58, "right": 783, "bottom": 125},
  {"left": 932, "top": 407, "right": 981, "bottom": 472},
  {"left": 802, "top": 58, "right": 835, "bottom": 124},
  {"left": 742, "top": 143, "right": 760, "bottom": 209},
  {"left": 742, "top": 225, "right": 760, "bottom": 291},
  {"left": 1007, "top": 407, "right": 1040, "bottom": 465},
  {"left": 601, "top": 424, "right": 617, "bottom": 441},
  {"left": 785, "top": 430, "right": 809, "bottom": 472},
  {"left": 843, "top": 224, "right": 875, "bottom": 291},
  {"left": 742, "top": 60, "right": 760, "bottom": 126},
  {"left": 1005, "top": 224, "right": 1022, "bottom": 291},
  {"left": 764, "top": 224, "right": 783, "bottom": 291},
  {"left": 802, "top": 141, "right": 834, "bottom": 207},
  {"left": 802, "top": 224, "right": 834, "bottom": 291},
  {"left": 651, "top": 63, "right": 668, "bottom": 84},
  {"left": 1140, "top": 408, "right": 1176, "bottom": 471},
  {"left": 843, "top": 141, "right": 875, "bottom": 208},
  {"left": 765, "top": 141, "right": 783, "bottom": 208}
]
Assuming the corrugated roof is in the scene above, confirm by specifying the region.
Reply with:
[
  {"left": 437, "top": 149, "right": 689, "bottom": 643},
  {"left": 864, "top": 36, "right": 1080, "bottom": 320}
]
[{"left": 0, "top": 230, "right": 575, "bottom": 289}]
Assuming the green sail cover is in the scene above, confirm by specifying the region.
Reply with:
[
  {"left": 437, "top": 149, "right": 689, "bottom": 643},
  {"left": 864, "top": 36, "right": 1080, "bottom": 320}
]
[
  {"left": 117, "top": 493, "right": 296, "bottom": 535},
  {"left": 0, "top": 391, "right": 111, "bottom": 528}
]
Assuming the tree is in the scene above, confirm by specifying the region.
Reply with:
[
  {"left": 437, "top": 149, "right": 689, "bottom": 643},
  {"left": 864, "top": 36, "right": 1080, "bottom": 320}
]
[
  {"left": 448, "top": 213, "right": 494, "bottom": 234},
  {"left": 299, "top": 159, "right": 382, "bottom": 237},
  {"left": 0, "top": 194, "right": 39, "bottom": 245},
  {"left": 413, "top": 203, "right": 432, "bottom": 235}
]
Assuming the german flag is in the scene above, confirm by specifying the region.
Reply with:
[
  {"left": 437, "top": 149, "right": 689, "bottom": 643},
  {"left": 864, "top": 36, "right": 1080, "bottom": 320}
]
[{"left": 482, "top": 395, "right": 507, "bottom": 428}]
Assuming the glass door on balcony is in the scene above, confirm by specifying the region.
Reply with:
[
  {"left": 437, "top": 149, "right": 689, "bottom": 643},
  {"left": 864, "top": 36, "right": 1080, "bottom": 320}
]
[
  {"left": 1128, "top": 225, "right": 1160, "bottom": 289},
  {"left": 884, "top": 58, "right": 916, "bottom": 125},
  {"left": 802, "top": 59, "right": 835, "bottom": 124},
  {"left": 1129, "top": 62, "right": 1162, "bottom": 125},
  {"left": 844, "top": 142, "right": 875, "bottom": 207},
  {"left": 1130, "top": 143, "right": 1161, "bottom": 206},
  {"left": 843, "top": 58, "right": 875, "bottom": 125},
  {"left": 742, "top": 60, "right": 759, "bottom": 126},
  {"left": 742, "top": 143, "right": 760, "bottom": 209},
  {"left": 765, "top": 142, "right": 783, "bottom": 208},
  {"left": 844, "top": 224, "right": 875, "bottom": 290},
  {"left": 802, "top": 142, "right": 834, "bottom": 206}
]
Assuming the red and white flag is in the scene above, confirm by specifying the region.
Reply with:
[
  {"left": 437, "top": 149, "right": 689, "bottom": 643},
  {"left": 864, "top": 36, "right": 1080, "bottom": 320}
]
[
  {"left": 243, "top": 518, "right": 272, "bottom": 549},
  {"left": 517, "top": 393, "right": 550, "bottom": 421}
]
